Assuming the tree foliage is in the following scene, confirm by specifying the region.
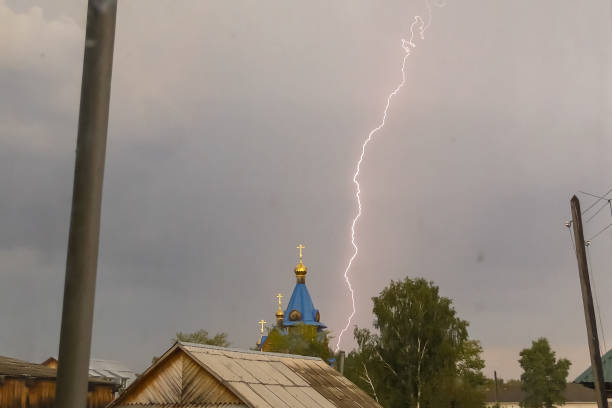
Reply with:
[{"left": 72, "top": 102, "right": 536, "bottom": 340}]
[
  {"left": 344, "top": 277, "right": 487, "bottom": 408},
  {"left": 519, "top": 338, "right": 571, "bottom": 408},
  {"left": 174, "top": 329, "right": 230, "bottom": 347},
  {"left": 263, "top": 324, "right": 332, "bottom": 362}
]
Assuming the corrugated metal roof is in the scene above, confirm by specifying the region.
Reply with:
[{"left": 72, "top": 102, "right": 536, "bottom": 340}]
[
  {"left": 89, "top": 358, "right": 137, "bottom": 387},
  {"left": 180, "top": 342, "right": 381, "bottom": 408}
]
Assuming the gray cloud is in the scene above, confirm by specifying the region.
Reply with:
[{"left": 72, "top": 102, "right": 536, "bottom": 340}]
[{"left": 2, "top": 0, "right": 612, "bottom": 380}]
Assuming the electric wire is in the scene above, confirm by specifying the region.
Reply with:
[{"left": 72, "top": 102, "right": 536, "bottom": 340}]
[
  {"left": 586, "top": 244, "right": 608, "bottom": 353},
  {"left": 580, "top": 188, "right": 612, "bottom": 215},
  {"left": 587, "top": 223, "right": 612, "bottom": 242},
  {"left": 580, "top": 190, "right": 612, "bottom": 201},
  {"left": 568, "top": 225, "right": 576, "bottom": 252},
  {"left": 585, "top": 201, "right": 611, "bottom": 224}
]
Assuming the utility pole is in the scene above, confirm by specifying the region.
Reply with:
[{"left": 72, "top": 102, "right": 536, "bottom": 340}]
[
  {"left": 571, "top": 195, "right": 609, "bottom": 408},
  {"left": 339, "top": 350, "right": 345, "bottom": 375},
  {"left": 494, "top": 370, "right": 499, "bottom": 406},
  {"left": 55, "top": 2, "right": 117, "bottom": 408}
]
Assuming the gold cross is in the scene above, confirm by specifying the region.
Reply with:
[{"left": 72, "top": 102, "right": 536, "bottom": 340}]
[
  {"left": 258, "top": 319, "right": 267, "bottom": 334},
  {"left": 276, "top": 293, "right": 283, "bottom": 306},
  {"left": 297, "top": 244, "right": 305, "bottom": 260}
]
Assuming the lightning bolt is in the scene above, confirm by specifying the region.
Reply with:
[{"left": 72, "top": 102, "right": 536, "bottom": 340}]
[{"left": 335, "top": 0, "right": 442, "bottom": 353}]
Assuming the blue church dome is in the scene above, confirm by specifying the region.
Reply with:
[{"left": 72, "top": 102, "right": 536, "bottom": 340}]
[
  {"left": 283, "top": 244, "right": 326, "bottom": 330},
  {"left": 284, "top": 282, "right": 326, "bottom": 328}
]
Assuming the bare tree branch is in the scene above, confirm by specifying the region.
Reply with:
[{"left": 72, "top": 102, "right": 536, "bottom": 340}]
[{"left": 361, "top": 362, "right": 379, "bottom": 403}]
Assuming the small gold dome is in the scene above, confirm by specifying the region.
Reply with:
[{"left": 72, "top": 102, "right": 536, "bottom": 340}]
[
  {"left": 276, "top": 306, "right": 284, "bottom": 317},
  {"left": 294, "top": 244, "right": 307, "bottom": 283},
  {"left": 294, "top": 261, "right": 307, "bottom": 275}
]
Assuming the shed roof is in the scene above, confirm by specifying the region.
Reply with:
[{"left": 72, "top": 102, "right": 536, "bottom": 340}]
[
  {"left": 0, "top": 355, "right": 113, "bottom": 385},
  {"left": 110, "top": 342, "right": 380, "bottom": 408}
]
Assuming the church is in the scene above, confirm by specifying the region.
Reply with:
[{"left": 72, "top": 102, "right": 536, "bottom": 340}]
[
  {"left": 257, "top": 244, "right": 327, "bottom": 351},
  {"left": 106, "top": 244, "right": 381, "bottom": 408}
]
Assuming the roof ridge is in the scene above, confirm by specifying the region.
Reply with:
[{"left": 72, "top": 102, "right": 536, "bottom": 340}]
[{"left": 178, "top": 341, "right": 323, "bottom": 361}]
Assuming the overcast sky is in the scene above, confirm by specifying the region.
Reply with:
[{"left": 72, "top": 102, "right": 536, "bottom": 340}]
[{"left": 2, "top": 0, "right": 612, "bottom": 379}]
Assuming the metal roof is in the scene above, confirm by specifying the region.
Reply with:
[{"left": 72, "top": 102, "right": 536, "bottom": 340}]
[
  {"left": 575, "top": 348, "right": 612, "bottom": 386},
  {"left": 180, "top": 342, "right": 379, "bottom": 408},
  {"left": 283, "top": 283, "right": 326, "bottom": 328},
  {"left": 89, "top": 358, "right": 137, "bottom": 386},
  {"left": 111, "top": 342, "right": 381, "bottom": 408}
]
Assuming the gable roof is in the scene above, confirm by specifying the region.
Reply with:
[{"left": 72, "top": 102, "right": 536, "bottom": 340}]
[
  {"left": 284, "top": 283, "right": 326, "bottom": 328},
  {"left": 575, "top": 348, "right": 612, "bottom": 387},
  {"left": 111, "top": 342, "right": 381, "bottom": 408},
  {"left": 0, "top": 355, "right": 113, "bottom": 386}
]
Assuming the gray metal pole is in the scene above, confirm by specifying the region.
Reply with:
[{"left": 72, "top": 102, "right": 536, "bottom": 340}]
[
  {"left": 55, "top": 1, "right": 117, "bottom": 407},
  {"left": 571, "top": 195, "right": 609, "bottom": 408},
  {"left": 339, "top": 351, "right": 345, "bottom": 375}
]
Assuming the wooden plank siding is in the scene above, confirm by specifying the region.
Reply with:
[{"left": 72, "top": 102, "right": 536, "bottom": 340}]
[
  {"left": 0, "top": 378, "right": 114, "bottom": 408},
  {"left": 25, "top": 381, "right": 54, "bottom": 408},
  {"left": 87, "top": 385, "right": 114, "bottom": 408},
  {"left": 118, "top": 349, "right": 240, "bottom": 406}
]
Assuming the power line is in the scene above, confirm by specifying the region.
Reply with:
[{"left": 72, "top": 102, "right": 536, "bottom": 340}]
[
  {"left": 580, "top": 188, "right": 612, "bottom": 214},
  {"left": 588, "top": 223, "right": 612, "bottom": 242},
  {"left": 585, "top": 201, "right": 611, "bottom": 224},
  {"left": 568, "top": 224, "right": 576, "bottom": 251},
  {"left": 587, "top": 244, "right": 608, "bottom": 353},
  {"left": 580, "top": 191, "right": 612, "bottom": 201}
]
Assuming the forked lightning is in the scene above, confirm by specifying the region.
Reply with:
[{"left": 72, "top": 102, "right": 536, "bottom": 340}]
[{"left": 335, "top": 0, "right": 442, "bottom": 353}]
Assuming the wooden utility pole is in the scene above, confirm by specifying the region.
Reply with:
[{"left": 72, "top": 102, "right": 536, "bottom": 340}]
[
  {"left": 494, "top": 370, "right": 499, "bottom": 406},
  {"left": 571, "top": 195, "right": 609, "bottom": 408},
  {"left": 55, "top": 2, "right": 117, "bottom": 408}
]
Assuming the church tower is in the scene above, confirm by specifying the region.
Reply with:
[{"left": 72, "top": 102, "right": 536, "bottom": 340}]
[
  {"left": 282, "top": 244, "right": 326, "bottom": 333},
  {"left": 257, "top": 244, "right": 326, "bottom": 351}
]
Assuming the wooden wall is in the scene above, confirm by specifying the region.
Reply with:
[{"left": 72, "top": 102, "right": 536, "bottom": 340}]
[
  {"left": 115, "top": 349, "right": 240, "bottom": 406},
  {"left": 0, "top": 378, "right": 114, "bottom": 408}
]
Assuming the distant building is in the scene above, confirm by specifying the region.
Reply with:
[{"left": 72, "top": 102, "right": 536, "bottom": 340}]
[
  {"left": 485, "top": 382, "right": 605, "bottom": 407},
  {"left": 257, "top": 244, "right": 327, "bottom": 351},
  {"left": 107, "top": 341, "right": 381, "bottom": 408},
  {"left": 40, "top": 357, "right": 58, "bottom": 369},
  {"left": 89, "top": 359, "right": 137, "bottom": 391},
  {"left": 41, "top": 356, "right": 137, "bottom": 392},
  {"left": 574, "top": 348, "right": 612, "bottom": 397},
  {"left": 0, "top": 355, "right": 117, "bottom": 408}
]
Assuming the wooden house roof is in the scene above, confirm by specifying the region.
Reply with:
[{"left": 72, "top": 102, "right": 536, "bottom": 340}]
[
  {"left": 110, "top": 342, "right": 381, "bottom": 408},
  {"left": 0, "top": 355, "right": 114, "bottom": 385}
]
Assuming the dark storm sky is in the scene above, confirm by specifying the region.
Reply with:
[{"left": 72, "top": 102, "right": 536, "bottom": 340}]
[{"left": 2, "top": 0, "right": 612, "bottom": 379}]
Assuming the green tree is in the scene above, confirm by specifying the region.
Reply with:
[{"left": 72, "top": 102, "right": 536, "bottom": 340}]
[
  {"left": 264, "top": 324, "right": 333, "bottom": 362},
  {"left": 174, "top": 329, "right": 230, "bottom": 347},
  {"left": 344, "top": 277, "right": 487, "bottom": 408},
  {"left": 344, "top": 327, "right": 385, "bottom": 404},
  {"left": 519, "top": 338, "right": 571, "bottom": 408}
]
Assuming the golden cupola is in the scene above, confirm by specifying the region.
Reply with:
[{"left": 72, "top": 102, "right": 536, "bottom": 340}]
[
  {"left": 275, "top": 293, "right": 284, "bottom": 327},
  {"left": 295, "top": 244, "right": 307, "bottom": 284}
]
